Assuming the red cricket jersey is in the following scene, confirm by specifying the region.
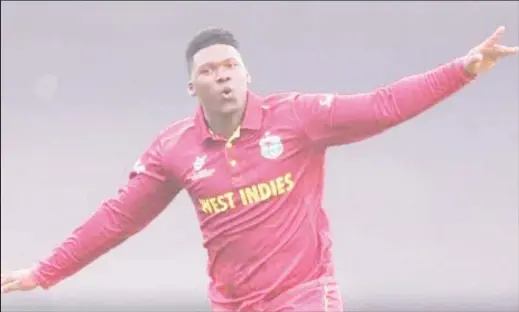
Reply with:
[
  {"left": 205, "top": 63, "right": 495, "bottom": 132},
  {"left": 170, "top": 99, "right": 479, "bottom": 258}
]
[{"left": 32, "top": 58, "right": 475, "bottom": 310}]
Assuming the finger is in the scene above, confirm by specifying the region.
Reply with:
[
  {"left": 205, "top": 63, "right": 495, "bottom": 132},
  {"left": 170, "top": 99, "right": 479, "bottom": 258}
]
[
  {"left": 495, "top": 44, "right": 519, "bottom": 55},
  {"left": 480, "top": 45, "right": 519, "bottom": 59},
  {"left": 481, "top": 26, "right": 506, "bottom": 47},
  {"left": 1, "top": 280, "right": 20, "bottom": 294},
  {"left": 1, "top": 274, "right": 13, "bottom": 286}
]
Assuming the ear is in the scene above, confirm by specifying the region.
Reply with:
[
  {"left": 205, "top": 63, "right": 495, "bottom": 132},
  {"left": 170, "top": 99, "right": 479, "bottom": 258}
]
[
  {"left": 246, "top": 72, "right": 252, "bottom": 84},
  {"left": 187, "top": 81, "right": 196, "bottom": 96}
]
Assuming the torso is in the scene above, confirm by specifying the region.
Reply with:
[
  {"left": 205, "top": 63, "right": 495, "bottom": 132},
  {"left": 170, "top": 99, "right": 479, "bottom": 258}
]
[{"left": 159, "top": 94, "right": 335, "bottom": 306}]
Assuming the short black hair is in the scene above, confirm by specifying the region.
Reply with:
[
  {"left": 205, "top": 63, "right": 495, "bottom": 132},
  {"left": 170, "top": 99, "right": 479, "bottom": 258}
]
[{"left": 185, "top": 27, "right": 240, "bottom": 73}]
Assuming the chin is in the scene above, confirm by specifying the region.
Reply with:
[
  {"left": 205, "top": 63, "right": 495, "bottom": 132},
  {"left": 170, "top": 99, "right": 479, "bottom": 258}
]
[{"left": 218, "top": 102, "right": 243, "bottom": 115}]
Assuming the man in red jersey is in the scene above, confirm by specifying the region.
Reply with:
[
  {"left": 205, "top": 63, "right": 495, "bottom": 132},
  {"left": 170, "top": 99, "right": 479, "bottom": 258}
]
[{"left": 1, "top": 26, "right": 517, "bottom": 311}]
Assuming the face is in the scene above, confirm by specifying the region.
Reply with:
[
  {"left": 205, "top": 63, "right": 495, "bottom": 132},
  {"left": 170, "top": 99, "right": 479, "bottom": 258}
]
[{"left": 188, "top": 44, "right": 251, "bottom": 116}]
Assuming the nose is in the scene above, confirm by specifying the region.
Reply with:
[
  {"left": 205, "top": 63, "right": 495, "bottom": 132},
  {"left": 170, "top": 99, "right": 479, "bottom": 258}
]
[{"left": 214, "top": 67, "right": 231, "bottom": 83}]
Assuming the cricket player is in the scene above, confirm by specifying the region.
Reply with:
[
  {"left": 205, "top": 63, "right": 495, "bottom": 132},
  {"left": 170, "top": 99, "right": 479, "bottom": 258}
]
[{"left": 1, "top": 26, "right": 517, "bottom": 311}]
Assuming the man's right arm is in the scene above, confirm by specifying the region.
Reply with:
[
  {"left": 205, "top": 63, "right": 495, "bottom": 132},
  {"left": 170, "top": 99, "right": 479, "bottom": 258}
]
[{"left": 31, "top": 135, "right": 182, "bottom": 289}]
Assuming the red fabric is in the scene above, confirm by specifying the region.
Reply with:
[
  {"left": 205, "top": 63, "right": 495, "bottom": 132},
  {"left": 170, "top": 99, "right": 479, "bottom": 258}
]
[{"left": 33, "top": 58, "right": 474, "bottom": 311}]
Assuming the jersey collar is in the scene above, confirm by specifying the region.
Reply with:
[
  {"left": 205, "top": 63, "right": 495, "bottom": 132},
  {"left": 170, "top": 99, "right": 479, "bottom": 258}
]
[{"left": 196, "top": 90, "right": 264, "bottom": 143}]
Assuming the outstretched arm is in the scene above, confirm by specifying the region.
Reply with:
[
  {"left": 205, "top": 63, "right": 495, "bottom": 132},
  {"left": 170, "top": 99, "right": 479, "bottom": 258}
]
[
  {"left": 31, "top": 136, "right": 182, "bottom": 289},
  {"left": 291, "top": 26, "right": 517, "bottom": 147}
]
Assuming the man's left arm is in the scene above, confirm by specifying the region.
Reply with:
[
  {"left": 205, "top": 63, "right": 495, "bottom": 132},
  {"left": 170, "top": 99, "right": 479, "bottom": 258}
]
[
  {"left": 291, "top": 58, "right": 475, "bottom": 147},
  {"left": 291, "top": 26, "right": 517, "bottom": 148}
]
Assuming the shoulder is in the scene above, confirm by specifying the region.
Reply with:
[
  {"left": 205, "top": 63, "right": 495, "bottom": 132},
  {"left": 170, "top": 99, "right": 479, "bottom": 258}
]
[
  {"left": 258, "top": 91, "right": 315, "bottom": 124},
  {"left": 262, "top": 92, "right": 299, "bottom": 108},
  {"left": 257, "top": 92, "right": 299, "bottom": 116},
  {"left": 260, "top": 91, "right": 321, "bottom": 112},
  {"left": 152, "top": 117, "right": 198, "bottom": 152}
]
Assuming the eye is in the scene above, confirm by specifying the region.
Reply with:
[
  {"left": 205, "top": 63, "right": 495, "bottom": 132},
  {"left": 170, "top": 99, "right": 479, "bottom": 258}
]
[
  {"left": 223, "top": 61, "right": 239, "bottom": 69},
  {"left": 198, "top": 68, "right": 213, "bottom": 76}
]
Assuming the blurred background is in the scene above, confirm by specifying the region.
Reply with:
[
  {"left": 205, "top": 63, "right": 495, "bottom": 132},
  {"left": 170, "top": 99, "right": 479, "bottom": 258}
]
[{"left": 1, "top": 1, "right": 518, "bottom": 311}]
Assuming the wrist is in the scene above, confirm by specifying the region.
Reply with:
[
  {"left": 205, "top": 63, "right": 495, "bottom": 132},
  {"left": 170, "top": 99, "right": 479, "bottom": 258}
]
[
  {"left": 456, "top": 56, "right": 478, "bottom": 80},
  {"left": 461, "top": 54, "right": 480, "bottom": 77},
  {"left": 29, "top": 264, "right": 46, "bottom": 288}
]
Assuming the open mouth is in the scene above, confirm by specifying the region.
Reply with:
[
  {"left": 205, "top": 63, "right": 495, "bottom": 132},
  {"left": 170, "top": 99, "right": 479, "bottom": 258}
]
[{"left": 221, "top": 87, "right": 233, "bottom": 97}]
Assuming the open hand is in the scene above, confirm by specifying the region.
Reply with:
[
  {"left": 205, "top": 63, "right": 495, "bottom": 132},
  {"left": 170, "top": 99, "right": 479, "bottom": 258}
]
[
  {"left": 464, "top": 26, "right": 518, "bottom": 76},
  {"left": 1, "top": 269, "right": 40, "bottom": 294}
]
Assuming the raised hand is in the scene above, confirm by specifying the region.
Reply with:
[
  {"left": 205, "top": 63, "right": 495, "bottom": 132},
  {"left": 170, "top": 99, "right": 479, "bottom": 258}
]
[{"left": 464, "top": 26, "right": 518, "bottom": 76}]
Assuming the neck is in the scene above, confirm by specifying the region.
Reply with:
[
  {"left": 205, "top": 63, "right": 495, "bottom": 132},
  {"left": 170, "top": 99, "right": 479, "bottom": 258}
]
[{"left": 204, "top": 108, "right": 245, "bottom": 139}]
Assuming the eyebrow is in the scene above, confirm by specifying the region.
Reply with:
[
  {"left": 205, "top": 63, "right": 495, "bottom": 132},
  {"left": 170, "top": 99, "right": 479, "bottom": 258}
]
[{"left": 197, "top": 57, "right": 239, "bottom": 69}]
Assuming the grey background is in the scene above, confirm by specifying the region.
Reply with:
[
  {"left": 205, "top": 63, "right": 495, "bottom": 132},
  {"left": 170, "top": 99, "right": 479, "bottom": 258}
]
[{"left": 1, "top": 1, "right": 518, "bottom": 311}]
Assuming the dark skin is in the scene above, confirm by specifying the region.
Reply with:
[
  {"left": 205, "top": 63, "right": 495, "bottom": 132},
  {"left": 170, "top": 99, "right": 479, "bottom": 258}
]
[{"left": 187, "top": 44, "right": 251, "bottom": 139}]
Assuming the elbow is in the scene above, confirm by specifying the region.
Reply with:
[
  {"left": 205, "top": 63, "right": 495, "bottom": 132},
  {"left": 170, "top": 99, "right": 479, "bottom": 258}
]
[
  {"left": 371, "top": 88, "right": 405, "bottom": 127},
  {"left": 66, "top": 201, "right": 138, "bottom": 262},
  {"left": 93, "top": 200, "right": 143, "bottom": 240}
]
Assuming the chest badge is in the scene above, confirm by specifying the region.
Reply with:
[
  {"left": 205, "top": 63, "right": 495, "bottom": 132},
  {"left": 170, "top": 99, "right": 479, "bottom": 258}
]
[
  {"left": 193, "top": 155, "right": 207, "bottom": 171},
  {"left": 259, "top": 132, "right": 284, "bottom": 160},
  {"left": 189, "top": 155, "right": 215, "bottom": 181}
]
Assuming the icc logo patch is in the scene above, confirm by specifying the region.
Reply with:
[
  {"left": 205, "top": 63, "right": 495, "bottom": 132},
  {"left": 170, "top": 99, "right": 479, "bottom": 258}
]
[
  {"left": 259, "top": 132, "right": 283, "bottom": 160},
  {"left": 193, "top": 155, "right": 207, "bottom": 171}
]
